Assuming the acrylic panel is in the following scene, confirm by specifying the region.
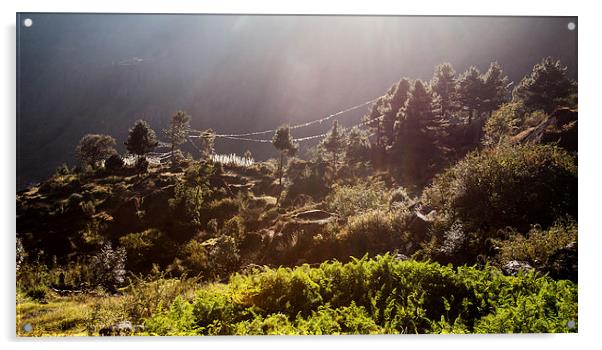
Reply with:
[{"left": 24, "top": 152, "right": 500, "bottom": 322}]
[{"left": 16, "top": 13, "right": 578, "bottom": 336}]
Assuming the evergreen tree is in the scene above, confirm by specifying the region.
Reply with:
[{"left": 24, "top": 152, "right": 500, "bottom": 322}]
[
  {"left": 75, "top": 134, "right": 117, "bottom": 169},
  {"left": 345, "top": 127, "right": 371, "bottom": 165},
  {"left": 198, "top": 129, "right": 215, "bottom": 160},
  {"left": 393, "top": 80, "right": 441, "bottom": 185},
  {"left": 481, "top": 62, "right": 510, "bottom": 117},
  {"left": 163, "top": 110, "right": 191, "bottom": 167},
  {"left": 431, "top": 63, "right": 458, "bottom": 119},
  {"left": 380, "top": 78, "right": 411, "bottom": 146},
  {"left": 272, "top": 125, "right": 298, "bottom": 189},
  {"left": 457, "top": 66, "right": 485, "bottom": 124},
  {"left": 364, "top": 97, "right": 386, "bottom": 149},
  {"left": 513, "top": 57, "right": 576, "bottom": 113},
  {"left": 321, "top": 120, "right": 347, "bottom": 172},
  {"left": 125, "top": 120, "right": 159, "bottom": 163}
]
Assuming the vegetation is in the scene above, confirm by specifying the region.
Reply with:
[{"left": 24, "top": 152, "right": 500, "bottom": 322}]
[
  {"left": 76, "top": 134, "right": 117, "bottom": 169},
  {"left": 16, "top": 57, "right": 577, "bottom": 336},
  {"left": 141, "top": 256, "right": 577, "bottom": 335},
  {"left": 125, "top": 120, "right": 159, "bottom": 163}
]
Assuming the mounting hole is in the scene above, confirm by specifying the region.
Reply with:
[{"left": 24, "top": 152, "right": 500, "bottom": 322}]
[
  {"left": 23, "top": 323, "right": 33, "bottom": 332},
  {"left": 23, "top": 18, "right": 33, "bottom": 28},
  {"left": 567, "top": 22, "right": 576, "bottom": 31}
]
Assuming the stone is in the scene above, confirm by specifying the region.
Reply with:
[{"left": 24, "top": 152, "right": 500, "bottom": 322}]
[{"left": 502, "top": 260, "right": 534, "bottom": 276}]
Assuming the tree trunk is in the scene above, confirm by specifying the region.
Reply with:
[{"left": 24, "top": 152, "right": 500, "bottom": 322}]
[
  {"left": 279, "top": 152, "right": 284, "bottom": 187},
  {"left": 277, "top": 152, "right": 284, "bottom": 205}
]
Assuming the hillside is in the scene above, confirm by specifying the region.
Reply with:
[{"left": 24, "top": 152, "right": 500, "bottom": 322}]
[{"left": 16, "top": 56, "right": 578, "bottom": 336}]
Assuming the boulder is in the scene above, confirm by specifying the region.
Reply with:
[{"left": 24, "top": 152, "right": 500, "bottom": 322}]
[
  {"left": 546, "top": 241, "right": 578, "bottom": 281},
  {"left": 293, "top": 209, "right": 334, "bottom": 223},
  {"left": 99, "top": 321, "right": 144, "bottom": 336},
  {"left": 502, "top": 260, "right": 534, "bottom": 276}
]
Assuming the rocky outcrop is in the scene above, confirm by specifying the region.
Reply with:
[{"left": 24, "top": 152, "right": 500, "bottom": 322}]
[
  {"left": 502, "top": 260, "right": 534, "bottom": 276},
  {"left": 546, "top": 241, "right": 578, "bottom": 282},
  {"left": 509, "top": 108, "right": 577, "bottom": 153},
  {"left": 99, "top": 321, "right": 144, "bottom": 336}
]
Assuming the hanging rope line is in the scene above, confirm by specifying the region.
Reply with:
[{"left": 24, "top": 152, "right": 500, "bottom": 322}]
[
  {"left": 186, "top": 96, "right": 380, "bottom": 138},
  {"left": 188, "top": 114, "right": 386, "bottom": 144}
]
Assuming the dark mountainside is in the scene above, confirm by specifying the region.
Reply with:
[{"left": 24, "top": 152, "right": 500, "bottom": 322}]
[{"left": 17, "top": 15, "right": 577, "bottom": 188}]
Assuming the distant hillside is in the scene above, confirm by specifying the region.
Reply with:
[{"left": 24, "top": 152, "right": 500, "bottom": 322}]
[{"left": 17, "top": 15, "right": 577, "bottom": 188}]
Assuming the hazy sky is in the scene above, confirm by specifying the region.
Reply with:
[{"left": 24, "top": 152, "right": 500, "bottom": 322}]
[{"left": 17, "top": 14, "right": 577, "bottom": 187}]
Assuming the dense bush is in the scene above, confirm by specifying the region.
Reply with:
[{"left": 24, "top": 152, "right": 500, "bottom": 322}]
[
  {"left": 142, "top": 255, "right": 577, "bottom": 335},
  {"left": 89, "top": 242, "right": 127, "bottom": 293},
  {"left": 325, "top": 181, "right": 390, "bottom": 220},
  {"left": 104, "top": 154, "right": 125, "bottom": 172},
  {"left": 495, "top": 220, "right": 577, "bottom": 279},
  {"left": 338, "top": 209, "right": 412, "bottom": 258},
  {"left": 423, "top": 144, "right": 577, "bottom": 234},
  {"left": 119, "top": 229, "right": 170, "bottom": 272}
]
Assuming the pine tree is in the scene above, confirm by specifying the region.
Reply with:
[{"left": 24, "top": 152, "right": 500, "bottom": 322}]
[
  {"left": 393, "top": 80, "right": 441, "bottom": 185},
  {"left": 321, "top": 120, "right": 347, "bottom": 172},
  {"left": 125, "top": 120, "right": 159, "bottom": 163},
  {"left": 345, "top": 127, "right": 371, "bottom": 165},
  {"left": 513, "top": 57, "right": 576, "bottom": 113},
  {"left": 457, "top": 66, "right": 485, "bottom": 124},
  {"left": 199, "top": 129, "right": 215, "bottom": 160},
  {"left": 163, "top": 110, "right": 191, "bottom": 167},
  {"left": 364, "top": 97, "right": 386, "bottom": 149},
  {"left": 272, "top": 125, "right": 298, "bottom": 189},
  {"left": 481, "top": 62, "right": 510, "bottom": 117},
  {"left": 431, "top": 63, "right": 458, "bottom": 119},
  {"left": 380, "top": 78, "right": 411, "bottom": 146}
]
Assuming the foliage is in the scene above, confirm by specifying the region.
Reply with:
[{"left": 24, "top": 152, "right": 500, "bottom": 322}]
[
  {"left": 320, "top": 120, "right": 347, "bottom": 172},
  {"left": 144, "top": 295, "right": 195, "bottom": 335},
  {"left": 104, "top": 153, "right": 125, "bottom": 172},
  {"left": 457, "top": 66, "right": 485, "bottom": 122},
  {"left": 513, "top": 57, "right": 577, "bottom": 113},
  {"left": 76, "top": 134, "right": 117, "bottom": 168},
  {"left": 272, "top": 125, "right": 298, "bottom": 188},
  {"left": 198, "top": 129, "right": 216, "bottom": 160},
  {"left": 141, "top": 255, "right": 577, "bottom": 335},
  {"left": 325, "top": 181, "right": 389, "bottom": 220},
  {"left": 495, "top": 220, "right": 577, "bottom": 275},
  {"left": 345, "top": 127, "right": 371, "bottom": 165},
  {"left": 283, "top": 159, "right": 331, "bottom": 205},
  {"left": 339, "top": 209, "right": 412, "bottom": 258},
  {"left": 393, "top": 80, "right": 445, "bottom": 185},
  {"left": 481, "top": 61, "right": 510, "bottom": 115},
  {"left": 482, "top": 101, "right": 525, "bottom": 146},
  {"left": 124, "top": 120, "right": 159, "bottom": 157},
  {"left": 423, "top": 144, "right": 577, "bottom": 235},
  {"left": 163, "top": 110, "right": 191, "bottom": 166},
  {"left": 431, "top": 63, "right": 457, "bottom": 118},
  {"left": 89, "top": 242, "right": 127, "bottom": 293},
  {"left": 119, "top": 229, "right": 166, "bottom": 272}
]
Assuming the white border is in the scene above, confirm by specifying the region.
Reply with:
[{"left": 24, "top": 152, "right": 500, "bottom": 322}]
[{"left": 2, "top": 1, "right": 600, "bottom": 349}]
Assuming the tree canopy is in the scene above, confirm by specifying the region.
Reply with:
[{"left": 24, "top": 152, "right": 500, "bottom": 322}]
[
  {"left": 513, "top": 57, "right": 576, "bottom": 114},
  {"left": 125, "top": 120, "right": 159, "bottom": 158},
  {"left": 75, "top": 134, "right": 117, "bottom": 168}
]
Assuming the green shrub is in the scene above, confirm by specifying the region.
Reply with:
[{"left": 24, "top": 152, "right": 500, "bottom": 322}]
[
  {"left": 423, "top": 144, "right": 577, "bottom": 235},
  {"left": 495, "top": 220, "right": 577, "bottom": 277},
  {"left": 221, "top": 216, "right": 245, "bottom": 242},
  {"left": 339, "top": 209, "right": 412, "bottom": 258},
  {"left": 205, "top": 198, "right": 239, "bottom": 225},
  {"left": 144, "top": 296, "right": 195, "bottom": 335},
  {"left": 104, "top": 154, "right": 125, "bottom": 172},
  {"left": 139, "top": 255, "right": 577, "bottom": 335},
  {"left": 119, "top": 229, "right": 166, "bottom": 272},
  {"left": 325, "top": 181, "right": 390, "bottom": 220}
]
